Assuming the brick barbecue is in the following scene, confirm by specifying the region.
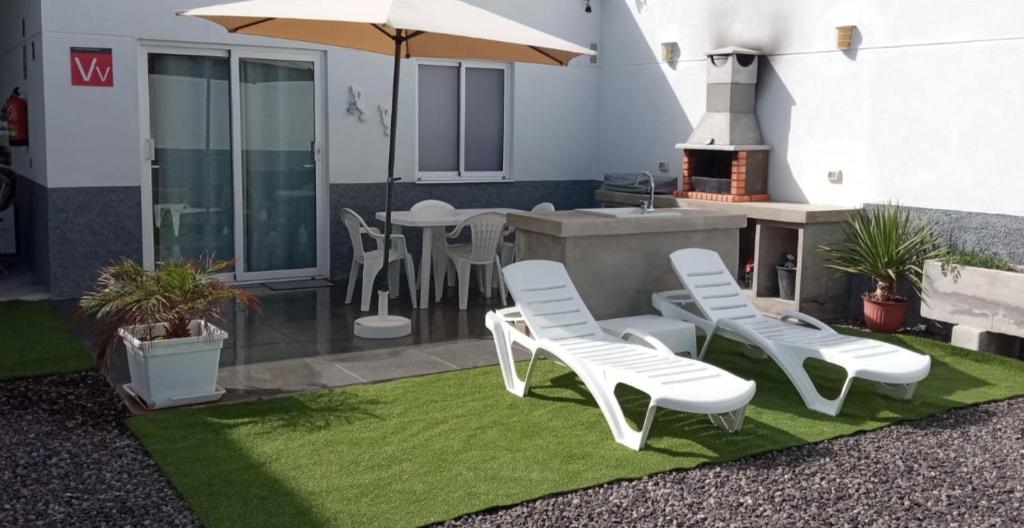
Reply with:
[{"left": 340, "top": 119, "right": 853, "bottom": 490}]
[{"left": 676, "top": 47, "right": 770, "bottom": 202}]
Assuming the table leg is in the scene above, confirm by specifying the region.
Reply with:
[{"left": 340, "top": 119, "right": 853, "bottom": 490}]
[{"left": 418, "top": 227, "right": 433, "bottom": 309}]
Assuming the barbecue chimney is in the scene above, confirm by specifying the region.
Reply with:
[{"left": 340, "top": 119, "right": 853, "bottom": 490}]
[{"left": 676, "top": 47, "right": 771, "bottom": 202}]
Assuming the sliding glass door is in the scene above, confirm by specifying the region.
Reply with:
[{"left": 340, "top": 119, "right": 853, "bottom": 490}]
[
  {"left": 237, "top": 57, "right": 318, "bottom": 276},
  {"left": 142, "top": 47, "right": 324, "bottom": 282},
  {"left": 146, "top": 52, "right": 234, "bottom": 268}
]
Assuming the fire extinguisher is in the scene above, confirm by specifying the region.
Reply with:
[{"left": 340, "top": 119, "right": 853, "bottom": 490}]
[{"left": 3, "top": 88, "right": 28, "bottom": 147}]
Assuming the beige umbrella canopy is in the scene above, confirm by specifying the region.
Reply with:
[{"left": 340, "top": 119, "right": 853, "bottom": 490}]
[
  {"left": 178, "top": 0, "right": 593, "bottom": 66},
  {"left": 179, "top": 0, "right": 594, "bottom": 338}
]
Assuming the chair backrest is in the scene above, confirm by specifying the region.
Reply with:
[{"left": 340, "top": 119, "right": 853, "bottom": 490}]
[
  {"left": 339, "top": 208, "right": 370, "bottom": 259},
  {"left": 669, "top": 248, "right": 763, "bottom": 324},
  {"left": 502, "top": 260, "right": 604, "bottom": 342},
  {"left": 531, "top": 202, "right": 555, "bottom": 213},
  {"left": 454, "top": 212, "right": 507, "bottom": 263},
  {"left": 410, "top": 199, "right": 455, "bottom": 213}
]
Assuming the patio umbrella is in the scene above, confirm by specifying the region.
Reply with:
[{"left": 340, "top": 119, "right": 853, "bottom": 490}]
[{"left": 179, "top": 0, "right": 595, "bottom": 338}]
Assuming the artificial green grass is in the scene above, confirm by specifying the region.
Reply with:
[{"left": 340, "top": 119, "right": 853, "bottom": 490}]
[
  {"left": 0, "top": 301, "right": 93, "bottom": 381},
  {"left": 129, "top": 330, "right": 1024, "bottom": 528}
]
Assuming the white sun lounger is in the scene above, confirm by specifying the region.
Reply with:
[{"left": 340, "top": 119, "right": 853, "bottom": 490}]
[
  {"left": 485, "top": 260, "right": 756, "bottom": 450},
  {"left": 653, "top": 248, "right": 931, "bottom": 417}
]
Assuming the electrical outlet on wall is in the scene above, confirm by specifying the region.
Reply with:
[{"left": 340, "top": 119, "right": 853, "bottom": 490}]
[
  {"left": 658, "top": 161, "right": 669, "bottom": 173},
  {"left": 828, "top": 170, "right": 843, "bottom": 184}
]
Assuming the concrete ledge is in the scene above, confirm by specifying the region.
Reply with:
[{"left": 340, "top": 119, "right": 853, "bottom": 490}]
[
  {"left": 507, "top": 209, "right": 747, "bottom": 238},
  {"left": 951, "top": 325, "right": 1022, "bottom": 358},
  {"left": 673, "top": 198, "right": 856, "bottom": 224}
]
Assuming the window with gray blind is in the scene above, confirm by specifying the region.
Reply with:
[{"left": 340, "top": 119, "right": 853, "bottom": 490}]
[{"left": 417, "top": 62, "right": 509, "bottom": 181}]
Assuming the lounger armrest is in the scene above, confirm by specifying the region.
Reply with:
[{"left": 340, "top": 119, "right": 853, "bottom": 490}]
[
  {"left": 780, "top": 310, "right": 835, "bottom": 333},
  {"left": 710, "top": 317, "right": 748, "bottom": 336},
  {"left": 652, "top": 291, "right": 713, "bottom": 335},
  {"left": 614, "top": 328, "right": 676, "bottom": 356},
  {"left": 486, "top": 310, "right": 540, "bottom": 353},
  {"left": 535, "top": 338, "right": 567, "bottom": 355},
  {"left": 492, "top": 306, "right": 524, "bottom": 323},
  {"left": 699, "top": 317, "right": 769, "bottom": 361},
  {"left": 652, "top": 289, "right": 695, "bottom": 307}
]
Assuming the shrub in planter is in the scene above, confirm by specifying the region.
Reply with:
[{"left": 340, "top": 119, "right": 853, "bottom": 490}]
[
  {"left": 79, "top": 257, "right": 260, "bottom": 408},
  {"left": 820, "top": 203, "right": 944, "bottom": 333}
]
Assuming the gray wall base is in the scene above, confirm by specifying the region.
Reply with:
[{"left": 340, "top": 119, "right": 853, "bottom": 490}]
[
  {"left": 865, "top": 203, "right": 1024, "bottom": 265},
  {"left": 46, "top": 187, "right": 143, "bottom": 298}
]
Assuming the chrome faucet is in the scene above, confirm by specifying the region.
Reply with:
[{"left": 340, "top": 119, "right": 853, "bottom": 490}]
[{"left": 639, "top": 171, "right": 655, "bottom": 214}]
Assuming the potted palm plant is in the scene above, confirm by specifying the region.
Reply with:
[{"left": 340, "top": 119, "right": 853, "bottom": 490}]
[
  {"left": 80, "top": 257, "right": 259, "bottom": 409},
  {"left": 820, "top": 203, "right": 944, "bottom": 333}
]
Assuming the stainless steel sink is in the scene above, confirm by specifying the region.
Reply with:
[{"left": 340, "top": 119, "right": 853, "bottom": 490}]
[{"left": 578, "top": 207, "right": 684, "bottom": 218}]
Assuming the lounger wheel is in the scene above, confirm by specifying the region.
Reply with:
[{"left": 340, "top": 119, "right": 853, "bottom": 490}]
[
  {"left": 741, "top": 343, "right": 766, "bottom": 359},
  {"left": 708, "top": 407, "right": 747, "bottom": 433},
  {"left": 875, "top": 381, "right": 919, "bottom": 401}
]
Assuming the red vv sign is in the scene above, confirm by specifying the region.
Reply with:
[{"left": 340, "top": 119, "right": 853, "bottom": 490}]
[{"left": 70, "top": 48, "right": 113, "bottom": 87}]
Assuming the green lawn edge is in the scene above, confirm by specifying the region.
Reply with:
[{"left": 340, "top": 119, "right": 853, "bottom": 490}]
[
  {"left": 128, "top": 330, "right": 1024, "bottom": 528},
  {"left": 0, "top": 301, "right": 93, "bottom": 381}
]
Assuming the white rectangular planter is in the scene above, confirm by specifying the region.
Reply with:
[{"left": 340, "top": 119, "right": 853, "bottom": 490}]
[
  {"left": 118, "top": 320, "right": 228, "bottom": 409},
  {"left": 921, "top": 259, "right": 1024, "bottom": 339}
]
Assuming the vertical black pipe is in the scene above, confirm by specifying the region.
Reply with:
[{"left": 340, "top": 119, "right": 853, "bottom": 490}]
[{"left": 379, "top": 32, "right": 403, "bottom": 295}]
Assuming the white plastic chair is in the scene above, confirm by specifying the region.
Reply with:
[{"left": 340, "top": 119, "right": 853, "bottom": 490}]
[
  {"left": 445, "top": 212, "right": 508, "bottom": 310},
  {"left": 487, "top": 260, "right": 756, "bottom": 450},
  {"left": 499, "top": 202, "right": 555, "bottom": 267},
  {"left": 340, "top": 208, "right": 418, "bottom": 312},
  {"left": 653, "top": 248, "right": 931, "bottom": 416},
  {"left": 410, "top": 199, "right": 457, "bottom": 302}
]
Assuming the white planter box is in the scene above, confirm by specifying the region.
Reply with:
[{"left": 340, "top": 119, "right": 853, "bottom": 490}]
[
  {"left": 921, "top": 259, "right": 1024, "bottom": 339},
  {"left": 118, "top": 320, "right": 228, "bottom": 409}
]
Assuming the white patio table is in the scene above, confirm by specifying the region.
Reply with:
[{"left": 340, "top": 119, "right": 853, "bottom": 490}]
[{"left": 375, "top": 208, "right": 522, "bottom": 309}]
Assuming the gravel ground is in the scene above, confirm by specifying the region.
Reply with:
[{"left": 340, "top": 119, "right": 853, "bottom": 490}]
[
  {"left": 442, "top": 397, "right": 1024, "bottom": 528},
  {"left": 0, "top": 372, "right": 201, "bottom": 528},
  {"left": 3, "top": 372, "right": 1022, "bottom": 528}
]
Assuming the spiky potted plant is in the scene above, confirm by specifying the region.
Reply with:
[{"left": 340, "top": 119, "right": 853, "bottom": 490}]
[
  {"left": 80, "top": 257, "right": 259, "bottom": 409},
  {"left": 820, "top": 203, "right": 944, "bottom": 333}
]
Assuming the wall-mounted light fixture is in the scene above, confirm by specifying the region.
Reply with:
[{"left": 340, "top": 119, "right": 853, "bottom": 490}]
[
  {"left": 661, "top": 42, "right": 680, "bottom": 63},
  {"left": 835, "top": 25, "right": 857, "bottom": 49},
  {"left": 584, "top": 0, "right": 592, "bottom": 13}
]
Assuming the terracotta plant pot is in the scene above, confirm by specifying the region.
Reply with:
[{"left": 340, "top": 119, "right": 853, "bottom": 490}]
[{"left": 862, "top": 297, "right": 908, "bottom": 333}]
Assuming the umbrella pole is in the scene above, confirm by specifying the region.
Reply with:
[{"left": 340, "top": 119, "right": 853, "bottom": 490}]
[
  {"left": 355, "top": 32, "right": 412, "bottom": 339},
  {"left": 379, "top": 31, "right": 402, "bottom": 299}
]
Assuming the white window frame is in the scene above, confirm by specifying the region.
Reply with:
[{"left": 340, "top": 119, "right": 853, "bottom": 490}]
[{"left": 414, "top": 59, "right": 512, "bottom": 183}]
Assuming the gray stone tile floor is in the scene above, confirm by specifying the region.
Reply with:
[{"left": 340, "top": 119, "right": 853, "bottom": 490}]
[{"left": 55, "top": 281, "right": 526, "bottom": 412}]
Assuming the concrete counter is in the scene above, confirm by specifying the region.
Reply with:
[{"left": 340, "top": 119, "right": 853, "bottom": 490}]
[
  {"left": 507, "top": 209, "right": 746, "bottom": 238},
  {"left": 511, "top": 209, "right": 746, "bottom": 319},
  {"left": 595, "top": 189, "right": 856, "bottom": 224},
  {"left": 594, "top": 191, "right": 858, "bottom": 319}
]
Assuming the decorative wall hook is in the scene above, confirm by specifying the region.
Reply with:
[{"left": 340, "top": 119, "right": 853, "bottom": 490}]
[
  {"left": 346, "top": 85, "right": 367, "bottom": 122},
  {"left": 378, "top": 104, "right": 391, "bottom": 136}
]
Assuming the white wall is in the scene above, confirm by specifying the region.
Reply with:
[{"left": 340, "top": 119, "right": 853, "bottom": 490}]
[
  {"left": 32, "top": 0, "right": 1024, "bottom": 217},
  {"left": 596, "top": 0, "right": 1024, "bottom": 216},
  {"left": 37, "top": 0, "right": 601, "bottom": 188},
  {"left": 1, "top": 0, "right": 46, "bottom": 185}
]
